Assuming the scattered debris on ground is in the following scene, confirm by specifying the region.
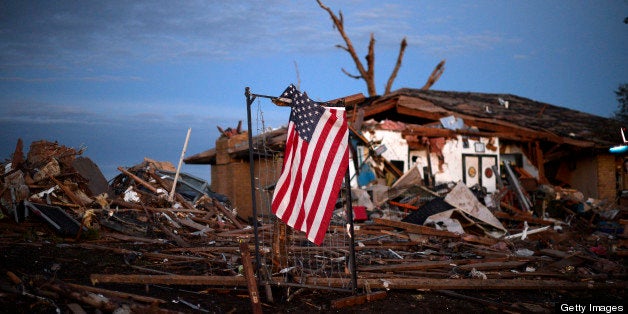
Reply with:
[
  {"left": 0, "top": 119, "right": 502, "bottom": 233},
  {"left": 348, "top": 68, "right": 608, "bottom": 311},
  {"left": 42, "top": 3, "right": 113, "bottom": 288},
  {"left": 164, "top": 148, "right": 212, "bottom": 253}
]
[{"left": 1, "top": 139, "right": 626, "bottom": 313}]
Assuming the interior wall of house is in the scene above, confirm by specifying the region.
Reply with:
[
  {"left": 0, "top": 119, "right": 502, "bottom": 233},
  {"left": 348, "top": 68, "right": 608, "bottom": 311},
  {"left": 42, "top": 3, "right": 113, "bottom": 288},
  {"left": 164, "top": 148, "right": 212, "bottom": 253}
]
[
  {"left": 500, "top": 145, "right": 539, "bottom": 179},
  {"left": 363, "top": 129, "right": 410, "bottom": 172},
  {"left": 363, "top": 129, "right": 501, "bottom": 192}
]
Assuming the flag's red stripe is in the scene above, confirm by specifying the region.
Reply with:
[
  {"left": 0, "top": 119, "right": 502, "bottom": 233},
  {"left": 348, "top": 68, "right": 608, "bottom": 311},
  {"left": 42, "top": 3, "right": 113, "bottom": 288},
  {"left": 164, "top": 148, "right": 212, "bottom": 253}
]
[
  {"left": 271, "top": 123, "right": 299, "bottom": 216},
  {"left": 271, "top": 101, "right": 349, "bottom": 245},
  {"left": 292, "top": 111, "right": 336, "bottom": 232},
  {"left": 313, "top": 139, "right": 348, "bottom": 244},
  {"left": 303, "top": 111, "right": 342, "bottom": 239},
  {"left": 279, "top": 137, "right": 304, "bottom": 225},
  {"left": 290, "top": 140, "right": 309, "bottom": 231},
  {"left": 307, "top": 112, "right": 348, "bottom": 244}
]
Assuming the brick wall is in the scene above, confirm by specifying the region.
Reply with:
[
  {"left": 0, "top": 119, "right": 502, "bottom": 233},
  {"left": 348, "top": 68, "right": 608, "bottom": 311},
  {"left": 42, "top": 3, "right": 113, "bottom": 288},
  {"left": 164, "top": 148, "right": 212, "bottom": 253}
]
[
  {"left": 210, "top": 134, "right": 282, "bottom": 219},
  {"left": 596, "top": 154, "right": 618, "bottom": 201}
]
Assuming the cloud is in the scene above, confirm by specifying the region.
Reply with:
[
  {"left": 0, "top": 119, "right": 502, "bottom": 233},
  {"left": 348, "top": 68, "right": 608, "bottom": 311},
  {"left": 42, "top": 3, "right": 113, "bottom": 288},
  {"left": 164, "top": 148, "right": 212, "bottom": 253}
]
[
  {"left": 0, "top": 101, "right": 106, "bottom": 125},
  {"left": 0, "top": 98, "right": 234, "bottom": 132},
  {"left": 1, "top": 1, "right": 467, "bottom": 72},
  {"left": 0, "top": 75, "right": 143, "bottom": 83},
  {"left": 353, "top": 4, "right": 409, "bottom": 20},
  {"left": 0, "top": 1, "right": 343, "bottom": 70},
  {"left": 406, "top": 31, "right": 505, "bottom": 55}
]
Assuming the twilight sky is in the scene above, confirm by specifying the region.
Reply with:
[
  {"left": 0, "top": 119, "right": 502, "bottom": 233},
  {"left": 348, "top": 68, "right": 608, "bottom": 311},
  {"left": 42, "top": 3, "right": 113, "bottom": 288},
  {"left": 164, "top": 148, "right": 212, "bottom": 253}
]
[{"left": 1, "top": 0, "right": 627, "bottom": 181}]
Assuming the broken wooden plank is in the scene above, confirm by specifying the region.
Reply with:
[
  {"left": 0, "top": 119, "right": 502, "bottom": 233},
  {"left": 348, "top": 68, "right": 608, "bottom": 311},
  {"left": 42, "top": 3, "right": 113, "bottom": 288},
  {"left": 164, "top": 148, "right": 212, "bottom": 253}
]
[
  {"left": 239, "top": 241, "right": 263, "bottom": 314},
  {"left": 272, "top": 220, "right": 289, "bottom": 273},
  {"left": 359, "top": 260, "right": 456, "bottom": 272},
  {"left": 349, "top": 125, "right": 403, "bottom": 178},
  {"left": 48, "top": 175, "right": 86, "bottom": 206},
  {"left": 90, "top": 274, "right": 248, "bottom": 286},
  {"left": 538, "top": 248, "right": 570, "bottom": 259},
  {"left": 499, "top": 202, "right": 530, "bottom": 216},
  {"left": 163, "top": 246, "right": 242, "bottom": 254},
  {"left": 293, "top": 277, "right": 626, "bottom": 290},
  {"left": 45, "top": 282, "right": 119, "bottom": 312},
  {"left": 388, "top": 200, "right": 418, "bottom": 211},
  {"left": 157, "top": 221, "right": 190, "bottom": 247},
  {"left": 66, "top": 282, "right": 167, "bottom": 304},
  {"left": 460, "top": 234, "right": 498, "bottom": 246},
  {"left": 101, "top": 232, "right": 168, "bottom": 244},
  {"left": 379, "top": 229, "right": 410, "bottom": 240},
  {"left": 147, "top": 171, "right": 195, "bottom": 210},
  {"left": 331, "top": 291, "right": 387, "bottom": 309},
  {"left": 215, "top": 224, "right": 272, "bottom": 237},
  {"left": 117, "top": 166, "right": 159, "bottom": 194},
  {"left": 493, "top": 211, "right": 554, "bottom": 225},
  {"left": 373, "top": 218, "right": 460, "bottom": 238},
  {"left": 213, "top": 199, "right": 245, "bottom": 229},
  {"left": 177, "top": 217, "right": 213, "bottom": 233},
  {"left": 77, "top": 243, "right": 205, "bottom": 261},
  {"left": 457, "top": 261, "right": 527, "bottom": 271}
]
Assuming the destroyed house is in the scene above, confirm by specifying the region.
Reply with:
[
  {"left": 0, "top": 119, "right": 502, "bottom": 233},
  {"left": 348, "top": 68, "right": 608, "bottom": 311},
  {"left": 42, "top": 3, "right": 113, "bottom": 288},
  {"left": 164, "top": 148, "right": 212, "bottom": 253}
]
[{"left": 184, "top": 88, "right": 622, "bottom": 218}]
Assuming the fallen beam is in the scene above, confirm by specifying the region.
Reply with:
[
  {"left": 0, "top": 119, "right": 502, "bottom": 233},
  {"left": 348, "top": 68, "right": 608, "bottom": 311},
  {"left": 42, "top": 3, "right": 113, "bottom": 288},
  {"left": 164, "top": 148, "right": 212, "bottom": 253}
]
[
  {"left": 213, "top": 199, "right": 245, "bottom": 229},
  {"left": 331, "top": 291, "right": 387, "bottom": 309},
  {"left": 293, "top": 277, "right": 626, "bottom": 290},
  {"left": 359, "top": 260, "right": 456, "bottom": 272},
  {"left": 240, "top": 241, "right": 263, "bottom": 314},
  {"left": 457, "top": 261, "right": 527, "bottom": 271},
  {"left": 91, "top": 274, "right": 248, "bottom": 286},
  {"left": 493, "top": 211, "right": 554, "bottom": 225},
  {"left": 373, "top": 218, "right": 460, "bottom": 238},
  {"left": 66, "top": 282, "right": 166, "bottom": 304},
  {"left": 117, "top": 166, "right": 159, "bottom": 194}
]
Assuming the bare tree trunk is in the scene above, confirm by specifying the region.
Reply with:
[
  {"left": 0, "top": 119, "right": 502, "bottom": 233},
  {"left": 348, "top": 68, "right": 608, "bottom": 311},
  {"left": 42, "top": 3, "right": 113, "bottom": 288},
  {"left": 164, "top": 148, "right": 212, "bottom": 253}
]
[
  {"left": 317, "top": 0, "right": 375, "bottom": 95},
  {"left": 317, "top": 0, "right": 444, "bottom": 95}
]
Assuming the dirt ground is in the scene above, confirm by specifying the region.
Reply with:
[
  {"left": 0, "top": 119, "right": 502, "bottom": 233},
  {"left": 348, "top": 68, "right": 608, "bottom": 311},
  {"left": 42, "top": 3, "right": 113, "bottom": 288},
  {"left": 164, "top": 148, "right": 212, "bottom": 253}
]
[{"left": 1, "top": 220, "right": 625, "bottom": 314}]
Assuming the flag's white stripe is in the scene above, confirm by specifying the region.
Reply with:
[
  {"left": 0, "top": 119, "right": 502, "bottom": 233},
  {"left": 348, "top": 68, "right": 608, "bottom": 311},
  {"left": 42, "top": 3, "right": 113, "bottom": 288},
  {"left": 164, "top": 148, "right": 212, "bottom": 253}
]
[
  {"left": 308, "top": 121, "right": 348, "bottom": 242},
  {"left": 285, "top": 136, "right": 308, "bottom": 228},
  {"left": 271, "top": 124, "right": 294, "bottom": 218},
  {"left": 272, "top": 122, "right": 299, "bottom": 218},
  {"left": 302, "top": 110, "right": 343, "bottom": 230},
  {"left": 271, "top": 100, "right": 349, "bottom": 245},
  {"left": 284, "top": 136, "right": 307, "bottom": 226},
  {"left": 283, "top": 109, "right": 339, "bottom": 233}
]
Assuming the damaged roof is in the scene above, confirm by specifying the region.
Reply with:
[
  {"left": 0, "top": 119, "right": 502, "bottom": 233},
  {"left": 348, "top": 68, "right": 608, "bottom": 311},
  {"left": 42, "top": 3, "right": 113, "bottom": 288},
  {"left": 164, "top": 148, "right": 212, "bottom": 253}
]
[
  {"left": 185, "top": 88, "right": 621, "bottom": 165},
  {"left": 360, "top": 88, "right": 620, "bottom": 148}
]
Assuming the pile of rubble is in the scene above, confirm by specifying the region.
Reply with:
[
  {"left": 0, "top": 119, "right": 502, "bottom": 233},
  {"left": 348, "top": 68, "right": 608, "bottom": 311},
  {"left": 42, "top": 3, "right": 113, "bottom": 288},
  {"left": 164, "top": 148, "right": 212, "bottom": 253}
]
[
  {"left": 1, "top": 139, "right": 258, "bottom": 312},
  {"left": 1, "top": 139, "right": 627, "bottom": 312}
]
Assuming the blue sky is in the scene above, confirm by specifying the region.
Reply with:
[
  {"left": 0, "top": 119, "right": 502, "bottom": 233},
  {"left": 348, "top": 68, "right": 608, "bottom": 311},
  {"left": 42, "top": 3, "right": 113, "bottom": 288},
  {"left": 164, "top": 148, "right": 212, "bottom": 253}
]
[{"left": 1, "top": 1, "right": 627, "bottom": 182}]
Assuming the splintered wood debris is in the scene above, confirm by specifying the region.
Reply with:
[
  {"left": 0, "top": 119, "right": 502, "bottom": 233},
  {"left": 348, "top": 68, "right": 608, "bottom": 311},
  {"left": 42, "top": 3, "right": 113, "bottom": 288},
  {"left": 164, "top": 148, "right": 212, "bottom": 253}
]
[{"left": 1, "top": 139, "right": 626, "bottom": 313}]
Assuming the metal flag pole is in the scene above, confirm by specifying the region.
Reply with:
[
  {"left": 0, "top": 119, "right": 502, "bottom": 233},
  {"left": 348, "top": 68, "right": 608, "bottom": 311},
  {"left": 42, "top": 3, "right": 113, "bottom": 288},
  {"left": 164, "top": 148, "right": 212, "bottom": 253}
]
[
  {"left": 245, "top": 86, "right": 358, "bottom": 295},
  {"left": 344, "top": 159, "right": 358, "bottom": 294},
  {"left": 245, "top": 87, "right": 262, "bottom": 279}
]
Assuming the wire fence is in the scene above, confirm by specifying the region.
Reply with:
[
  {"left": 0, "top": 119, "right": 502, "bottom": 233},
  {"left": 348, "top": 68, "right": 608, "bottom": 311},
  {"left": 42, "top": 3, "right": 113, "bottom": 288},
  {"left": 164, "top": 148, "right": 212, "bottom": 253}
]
[{"left": 246, "top": 90, "right": 356, "bottom": 292}]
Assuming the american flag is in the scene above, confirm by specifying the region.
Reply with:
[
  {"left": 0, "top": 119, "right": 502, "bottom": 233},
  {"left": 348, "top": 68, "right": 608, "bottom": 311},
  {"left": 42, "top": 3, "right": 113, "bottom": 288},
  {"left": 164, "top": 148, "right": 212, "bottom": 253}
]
[{"left": 271, "top": 84, "right": 349, "bottom": 245}]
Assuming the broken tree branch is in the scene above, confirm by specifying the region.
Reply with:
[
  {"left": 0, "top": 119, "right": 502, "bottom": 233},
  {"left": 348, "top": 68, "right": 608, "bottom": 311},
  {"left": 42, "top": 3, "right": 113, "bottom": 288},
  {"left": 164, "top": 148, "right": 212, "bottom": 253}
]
[
  {"left": 384, "top": 38, "right": 407, "bottom": 94},
  {"left": 317, "top": 0, "right": 374, "bottom": 95},
  {"left": 421, "top": 59, "right": 446, "bottom": 90}
]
